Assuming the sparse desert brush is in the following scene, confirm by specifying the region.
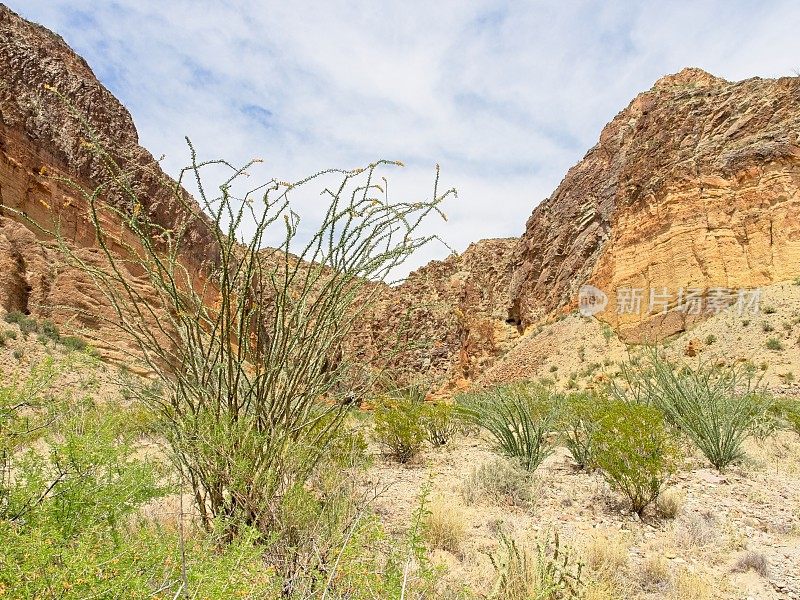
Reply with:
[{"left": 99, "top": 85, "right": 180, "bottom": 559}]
[
  {"left": 581, "top": 529, "right": 629, "bottom": 577},
  {"left": 424, "top": 496, "right": 466, "bottom": 556},
  {"left": 373, "top": 395, "right": 426, "bottom": 463},
  {"left": 490, "top": 531, "right": 584, "bottom": 600},
  {"left": 762, "top": 321, "right": 774, "bottom": 332},
  {"left": 674, "top": 511, "right": 720, "bottom": 549},
  {"left": 656, "top": 488, "right": 683, "bottom": 519},
  {"left": 461, "top": 457, "right": 539, "bottom": 509},
  {"left": 612, "top": 351, "right": 772, "bottom": 470},
  {"left": 592, "top": 399, "right": 680, "bottom": 516},
  {"left": 457, "top": 382, "right": 560, "bottom": 471},
  {"left": 670, "top": 568, "right": 711, "bottom": 600},
  {"left": 637, "top": 554, "right": 671, "bottom": 592},
  {"left": 732, "top": 550, "right": 769, "bottom": 577}
]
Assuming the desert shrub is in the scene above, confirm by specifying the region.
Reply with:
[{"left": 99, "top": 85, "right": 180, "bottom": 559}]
[
  {"left": 12, "top": 349, "right": 23, "bottom": 361},
  {"left": 24, "top": 111, "right": 452, "bottom": 556},
  {"left": 40, "top": 319, "right": 60, "bottom": 341},
  {"left": 763, "top": 305, "right": 777, "bottom": 314},
  {"left": 3, "top": 310, "right": 26, "bottom": 325},
  {"left": 457, "top": 382, "right": 560, "bottom": 471},
  {"left": 732, "top": 551, "right": 768, "bottom": 576},
  {"left": 490, "top": 531, "right": 584, "bottom": 600},
  {"left": 762, "top": 321, "right": 774, "bottom": 332},
  {"left": 60, "top": 335, "right": 88, "bottom": 351},
  {"left": 772, "top": 398, "right": 800, "bottom": 435},
  {"left": 704, "top": 334, "right": 716, "bottom": 345},
  {"left": 612, "top": 352, "right": 772, "bottom": 470},
  {"left": 373, "top": 396, "right": 426, "bottom": 462},
  {"left": 656, "top": 488, "right": 683, "bottom": 519},
  {"left": 581, "top": 529, "right": 629, "bottom": 577},
  {"left": 460, "top": 457, "right": 538, "bottom": 508},
  {"left": 559, "top": 391, "right": 605, "bottom": 469},
  {"left": 638, "top": 554, "right": 671, "bottom": 592},
  {"left": 766, "top": 337, "right": 784, "bottom": 350},
  {"left": 424, "top": 496, "right": 466, "bottom": 556},
  {"left": 420, "top": 401, "right": 459, "bottom": 447},
  {"left": 592, "top": 400, "right": 680, "bottom": 516}
]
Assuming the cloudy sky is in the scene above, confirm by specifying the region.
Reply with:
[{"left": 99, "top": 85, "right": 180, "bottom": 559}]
[{"left": 14, "top": 1, "right": 800, "bottom": 274}]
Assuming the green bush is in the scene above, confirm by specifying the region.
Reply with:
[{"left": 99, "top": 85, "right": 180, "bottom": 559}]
[
  {"left": 457, "top": 382, "right": 559, "bottom": 471},
  {"left": 612, "top": 352, "right": 772, "bottom": 470},
  {"left": 373, "top": 397, "right": 426, "bottom": 462},
  {"left": 559, "top": 391, "right": 603, "bottom": 470},
  {"left": 593, "top": 400, "right": 680, "bottom": 516},
  {"left": 705, "top": 334, "right": 717, "bottom": 345},
  {"left": 420, "top": 402, "right": 459, "bottom": 447}
]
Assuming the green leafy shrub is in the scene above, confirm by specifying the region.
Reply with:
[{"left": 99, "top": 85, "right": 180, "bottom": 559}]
[
  {"left": 612, "top": 352, "right": 771, "bottom": 470},
  {"left": 457, "top": 382, "right": 559, "bottom": 471},
  {"left": 373, "top": 397, "right": 426, "bottom": 462},
  {"left": 420, "top": 402, "right": 459, "bottom": 447},
  {"left": 705, "top": 334, "right": 717, "bottom": 345},
  {"left": 40, "top": 319, "right": 60, "bottom": 342},
  {"left": 593, "top": 400, "right": 680, "bottom": 516},
  {"left": 559, "top": 391, "right": 603, "bottom": 470}
]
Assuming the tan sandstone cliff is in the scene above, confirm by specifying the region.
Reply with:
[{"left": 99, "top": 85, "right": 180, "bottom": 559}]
[{"left": 509, "top": 67, "right": 800, "bottom": 342}]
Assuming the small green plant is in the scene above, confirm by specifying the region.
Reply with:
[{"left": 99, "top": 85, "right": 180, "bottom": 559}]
[
  {"left": 420, "top": 402, "right": 459, "bottom": 447},
  {"left": 457, "top": 382, "right": 559, "bottom": 471},
  {"left": 60, "top": 335, "right": 88, "bottom": 351},
  {"left": 489, "top": 531, "right": 584, "bottom": 600},
  {"left": 549, "top": 364, "right": 558, "bottom": 373},
  {"left": 373, "top": 396, "right": 426, "bottom": 463},
  {"left": 40, "top": 319, "right": 60, "bottom": 342},
  {"left": 592, "top": 400, "right": 680, "bottom": 516},
  {"left": 794, "top": 276, "right": 800, "bottom": 286},
  {"left": 705, "top": 334, "right": 717, "bottom": 345},
  {"left": 766, "top": 337, "right": 784, "bottom": 351},
  {"left": 762, "top": 321, "right": 774, "bottom": 333},
  {"left": 742, "top": 319, "right": 750, "bottom": 327},
  {"left": 763, "top": 305, "right": 777, "bottom": 314},
  {"left": 779, "top": 371, "right": 795, "bottom": 384},
  {"left": 12, "top": 348, "right": 23, "bottom": 361}
]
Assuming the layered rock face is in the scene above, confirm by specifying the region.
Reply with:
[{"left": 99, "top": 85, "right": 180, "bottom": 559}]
[
  {"left": 510, "top": 68, "right": 800, "bottom": 341},
  {"left": 5, "top": 1, "right": 800, "bottom": 382},
  {"left": 0, "top": 4, "right": 216, "bottom": 357}
]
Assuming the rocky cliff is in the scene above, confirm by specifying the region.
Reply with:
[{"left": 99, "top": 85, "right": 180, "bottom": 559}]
[
  {"left": 4, "top": 2, "right": 800, "bottom": 383},
  {"left": 510, "top": 68, "right": 800, "bottom": 341}
]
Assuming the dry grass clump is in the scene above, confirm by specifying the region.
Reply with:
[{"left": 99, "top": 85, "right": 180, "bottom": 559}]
[
  {"left": 669, "top": 568, "right": 712, "bottom": 600},
  {"left": 424, "top": 496, "right": 466, "bottom": 557},
  {"left": 732, "top": 550, "right": 769, "bottom": 577},
  {"left": 656, "top": 489, "right": 683, "bottom": 519},
  {"left": 637, "top": 554, "right": 671, "bottom": 592},
  {"left": 674, "top": 511, "right": 720, "bottom": 549},
  {"left": 461, "top": 458, "right": 539, "bottom": 509},
  {"left": 581, "top": 529, "right": 629, "bottom": 577}
]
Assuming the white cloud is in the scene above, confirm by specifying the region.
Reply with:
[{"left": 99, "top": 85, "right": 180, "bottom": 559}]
[{"left": 12, "top": 0, "right": 800, "bottom": 275}]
